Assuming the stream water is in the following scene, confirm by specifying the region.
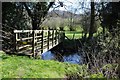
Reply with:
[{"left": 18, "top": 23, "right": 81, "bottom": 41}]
[{"left": 41, "top": 51, "right": 83, "bottom": 64}]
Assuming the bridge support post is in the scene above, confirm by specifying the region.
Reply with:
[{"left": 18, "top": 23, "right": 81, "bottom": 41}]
[
  {"left": 32, "top": 30, "right": 35, "bottom": 57},
  {"left": 55, "top": 29, "right": 57, "bottom": 45},
  {"left": 41, "top": 30, "right": 44, "bottom": 53},
  {"left": 47, "top": 30, "right": 50, "bottom": 50},
  {"left": 57, "top": 30, "right": 59, "bottom": 44},
  {"left": 14, "top": 32, "right": 18, "bottom": 53},
  {"left": 52, "top": 30, "right": 54, "bottom": 47},
  {"left": 58, "top": 30, "right": 60, "bottom": 43}
]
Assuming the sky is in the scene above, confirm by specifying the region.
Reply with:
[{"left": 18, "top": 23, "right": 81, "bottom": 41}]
[
  {"left": 49, "top": 0, "right": 91, "bottom": 14},
  {"left": 49, "top": 0, "right": 117, "bottom": 14}
]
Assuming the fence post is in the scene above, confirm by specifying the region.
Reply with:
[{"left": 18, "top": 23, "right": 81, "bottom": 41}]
[
  {"left": 41, "top": 30, "right": 44, "bottom": 53},
  {"left": 14, "top": 32, "right": 18, "bottom": 53},
  {"left": 52, "top": 30, "right": 54, "bottom": 47},
  {"left": 32, "top": 30, "right": 35, "bottom": 57},
  {"left": 47, "top": 30, "right": 50, "bottom": 50},
  {"left": 57, "top": 30, "right": 59, "bottom": 44},
  {"left": 58, "top": 30, "right": 60, "bottom": 43}
]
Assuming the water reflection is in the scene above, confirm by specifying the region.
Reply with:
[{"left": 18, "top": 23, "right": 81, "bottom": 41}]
[
  {"left": 41, "top": 51, "right": 83, "bottom": 64},
  {"left": 63, "top": 54, "right": 83, "bottom": 64},
  {"left": 41, "top": 51, "right": 55, "bottom": 60}
]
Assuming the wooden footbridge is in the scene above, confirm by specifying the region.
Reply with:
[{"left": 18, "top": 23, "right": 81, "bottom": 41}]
[{"left": 14, "top": 30, "right": 65, "bottom": 57}]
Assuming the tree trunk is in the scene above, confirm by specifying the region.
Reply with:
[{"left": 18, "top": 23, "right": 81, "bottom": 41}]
[
  {"left": 102, "top": 2, "right": 105, "bottom": 39},
  {"left": 88, "top": 0, "right": 95, "bottom": 39}
]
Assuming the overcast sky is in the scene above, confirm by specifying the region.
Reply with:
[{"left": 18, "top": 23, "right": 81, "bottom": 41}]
[
  {"left": 49, "top": 0, "right": 116, "bottom": 14},
  {"left": 49, "top": 0, "right": 91, "bottom": 14}
]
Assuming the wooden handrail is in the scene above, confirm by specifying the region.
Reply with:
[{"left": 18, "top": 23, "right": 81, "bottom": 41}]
[
  {"left": 14, "top": 30, "right": 33, "bottom": 33},
  {"left": 14, "top": 30, "right": 59, "bottom": 33}
]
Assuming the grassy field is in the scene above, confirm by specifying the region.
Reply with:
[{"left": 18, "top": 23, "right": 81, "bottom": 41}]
[
  {"left": 64, "top": 27, "right": 103, "bottom": 39},
  {"left": 65, "top": 31, "right": 83, "bottom": 39},
  {"left": 0, "top": 51, "right": 88, "bottom": 78},
  {"left": 65, "top": 30, "right": 102, "bottom": 39}
]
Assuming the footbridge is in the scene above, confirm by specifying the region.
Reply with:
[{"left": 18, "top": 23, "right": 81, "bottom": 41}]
[{"left": 14, "top": 30, "right": 65, "bottom": 57}]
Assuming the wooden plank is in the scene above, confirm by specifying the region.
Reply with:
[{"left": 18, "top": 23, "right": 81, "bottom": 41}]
[
  {"left": 36, "top": 38, "right": 42, "bottom": 41},
  {"left": 18, "top": 44, "right": 32, "bottom": 50},
  {"left": 35, "top": 30, "right": 42, "bottom": 33},
  {"left": 35, "top": 30, "right": 52, "bottom": 33},
  {"left": 17, "top": 37, "right": 33, "bottom": 41},
  {"left": 14, "top": 30, "right": 33, "bottom": 33},
  {"left": 18, "top": 46, "right": 32, "bottom": 51},
  {"left": 36, "top": 41, "right": 42, "bottom": 44},
  {"left": 35, "top": 36, "right": 42, "bottom": 38},
  {"left": 17, "top": 49, "right": 33, "bottom": 56}
]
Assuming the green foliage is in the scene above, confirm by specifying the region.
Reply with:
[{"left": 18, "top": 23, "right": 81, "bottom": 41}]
[
  {"left": 102, "top": 64, "right": 118, "bottom": 71},
  {"left": 75, "top": 25, "right": 83, "bottom": 32},
  {"left": 90, "top": 72, "right": 104, "bottom": 78},
  {"left": 64, "top": 26, "right": 70, "bottom": 31}
]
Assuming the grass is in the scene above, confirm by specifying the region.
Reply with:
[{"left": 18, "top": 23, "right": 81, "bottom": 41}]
[
  {"left": 0, "top": 51, "right": 87, "bottom": 78},
  {"left": 65, "top": 27, "right": 103, "bottom": 39},
  {"left": 42, "top": 26, "right": 103, "bottom": 40},
  {"left": 65, "top": 31, "right": 83, "bottom": 39}
]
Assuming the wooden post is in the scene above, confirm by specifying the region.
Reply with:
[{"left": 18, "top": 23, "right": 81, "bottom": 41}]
[
  {"left": 52, "top": 30, "right": 54, "bottom": 47},
  {"left": 41, "top": 30, "right": 44, "bottom": 53},
  {"left": 14, "top": 33, "right": 18, "bottom": 53},
  {"left": 27, "top": 32, "right": 29, "bottom": 42},
  {"left": 47, "top": 30, "right": 50, "bottom": 50},
  {"left": 57, "top": 30, "right": 59, "bottom": 44},
  {"left": 32, "top": 30, "right": 35, "bottom": 57},
  {"left": 55, "top": 29, "right": 57, "bottom": 44},
  {"left": 58, "top": 30, "right": 60, "bottom": 43}
]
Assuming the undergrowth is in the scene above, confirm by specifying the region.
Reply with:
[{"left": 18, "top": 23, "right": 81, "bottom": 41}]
[{"left": 79, "top": 29, "right": 120, "bottom": 79}]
